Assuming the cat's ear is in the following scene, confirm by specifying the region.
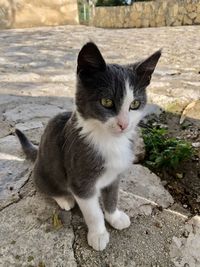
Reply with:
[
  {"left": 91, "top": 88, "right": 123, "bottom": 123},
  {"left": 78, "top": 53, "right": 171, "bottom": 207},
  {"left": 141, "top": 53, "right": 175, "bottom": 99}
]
[
  {"left": 77, "top": 42, "right": 106, "bottom": 74},
  {"left": 133, "top": 50, "right": 161, "bottom": 88}
]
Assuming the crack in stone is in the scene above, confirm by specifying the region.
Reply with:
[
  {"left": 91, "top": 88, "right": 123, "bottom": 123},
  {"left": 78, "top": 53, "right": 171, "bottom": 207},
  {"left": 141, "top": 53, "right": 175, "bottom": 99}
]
[
  {"left": 0, "top": 171, "right": 35, "bottom": 212},
  {"left": 70, "top": 212, "right": 80, "bottom": 267},
  {"left": 0, "top": 194, "right": 22, "bottom": 212}
]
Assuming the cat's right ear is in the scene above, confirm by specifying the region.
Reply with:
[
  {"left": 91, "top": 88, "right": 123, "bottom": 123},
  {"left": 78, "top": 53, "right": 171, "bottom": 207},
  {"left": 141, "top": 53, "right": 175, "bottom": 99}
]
[{"left": 77, "top": 42, "right": 106, "bottom": 75}]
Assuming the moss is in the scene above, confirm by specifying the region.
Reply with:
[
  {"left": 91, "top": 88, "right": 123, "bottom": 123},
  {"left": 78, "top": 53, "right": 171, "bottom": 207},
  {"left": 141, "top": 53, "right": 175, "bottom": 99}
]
[
  {"left": 15, "top": 255, "right": 20, "bottom": 260},
  {"left": 27, "top": 256, "right": 34, "bottom": 262}
]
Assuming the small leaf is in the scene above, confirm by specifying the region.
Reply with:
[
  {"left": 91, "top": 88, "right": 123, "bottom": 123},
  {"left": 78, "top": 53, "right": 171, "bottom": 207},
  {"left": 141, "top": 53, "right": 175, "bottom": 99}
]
[
  {"left": 176, "top": 173, "right": 183, "bottom": 179},
  {"left": 52, "top": 213, "right": 63, "bottom": 229},
  {"left": 38, "top": 262, "right": 45, "bottom": 267}
]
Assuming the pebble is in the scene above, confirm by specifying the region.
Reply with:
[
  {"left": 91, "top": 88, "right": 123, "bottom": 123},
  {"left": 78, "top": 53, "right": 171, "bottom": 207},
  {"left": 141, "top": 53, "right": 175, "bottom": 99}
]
[
  {"left": 182, "top": 230, "right": 189, "bottom": 238},
  {"left": 161, "top": 180, "right": 168, "bottom": 186},
  {"left": 176, "top": 173, "right": 183, "bottom": 179},
  {"left": 192, "top": 142, "right": 200, "bottom": 148}
]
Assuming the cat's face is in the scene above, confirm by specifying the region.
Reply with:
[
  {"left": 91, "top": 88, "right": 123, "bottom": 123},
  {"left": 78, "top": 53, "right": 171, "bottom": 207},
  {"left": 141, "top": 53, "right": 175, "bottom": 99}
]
[{"left": 76, "top": 43, "right": 161, "bottom": 135}]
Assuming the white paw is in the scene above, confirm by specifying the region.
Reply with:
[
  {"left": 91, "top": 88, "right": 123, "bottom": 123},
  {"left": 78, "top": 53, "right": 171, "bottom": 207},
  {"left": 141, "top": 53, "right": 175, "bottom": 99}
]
[
  {"left": 105, "top": 209, "right": 131, "bottom": 230},
  {"left": 53, "top": 196, "right": 75, "bottom": 211},
  {"left": 87, "top": 229, "right": 110, "bottom": 251}
]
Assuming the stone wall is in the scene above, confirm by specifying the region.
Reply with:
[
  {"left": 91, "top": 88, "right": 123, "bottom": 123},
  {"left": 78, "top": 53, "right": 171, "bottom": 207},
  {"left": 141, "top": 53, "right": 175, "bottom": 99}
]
[
  {"left": 0, "top": 0, "right": 79, "bottom": 29},
  {"left": 92, "top": 0, "right": 200, "bottom": 28}
]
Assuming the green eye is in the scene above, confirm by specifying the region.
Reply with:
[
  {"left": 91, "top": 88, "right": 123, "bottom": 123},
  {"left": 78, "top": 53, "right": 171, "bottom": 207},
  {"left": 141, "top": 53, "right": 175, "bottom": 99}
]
[
  {"left": 130, "top": 100, "right": 141, "bottom": 110},
  {"left": 100, "top": 98, "right": 114, "bottom": 108}
]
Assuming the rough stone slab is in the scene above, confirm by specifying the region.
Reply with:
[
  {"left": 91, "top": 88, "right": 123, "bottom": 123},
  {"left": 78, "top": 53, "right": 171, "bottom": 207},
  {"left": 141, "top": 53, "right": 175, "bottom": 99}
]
[
  {"left": 0, "top": 95, "right": 24, "bottom": 106},
  {"left": 119, "top": 190, "right": 156, "bottom": 216},
  {"left": 120, "top": 165, "right": 174, "bottom": 213},
  {"left": 0, "top": 194, "right": 76, "bottom": 267},
  {"left": 0, "top": 121, "right": 11, "bottom": 138},
  {"left": 0, "top": 153, "right": 30, "bottom": 210},
  {"left": 0, "top": 135, "right": 24, "bottom": 157},
  {"left": 0, "top": 135, "right": 31, "bottom": 209},
  {"left": 3, "top": 104, "right": 65, "bottom": 124},
  {"left": 170, "top": 215, "right": 200, "bottom": 267},
  {"left": 72, "top": 207, "right": 186, "bottom": 267},
  {"left": 15, "top": 120, "right": 43, "bottom": 132}
]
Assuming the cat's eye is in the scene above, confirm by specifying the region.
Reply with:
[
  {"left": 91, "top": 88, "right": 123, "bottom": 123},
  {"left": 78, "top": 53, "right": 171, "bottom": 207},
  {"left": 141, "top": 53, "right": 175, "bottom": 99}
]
[
  {"left": 100, "top": 98, "right": 114, "bottom": 108},
  {"left": 130, "top": 100, "right": 141, "bottom": 110}
]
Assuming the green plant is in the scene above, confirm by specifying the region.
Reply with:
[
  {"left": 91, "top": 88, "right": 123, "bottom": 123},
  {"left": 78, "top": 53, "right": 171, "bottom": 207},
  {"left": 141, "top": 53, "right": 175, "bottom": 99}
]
[{"left": 142, "top": 126, "right": 193, "bottom": 171}]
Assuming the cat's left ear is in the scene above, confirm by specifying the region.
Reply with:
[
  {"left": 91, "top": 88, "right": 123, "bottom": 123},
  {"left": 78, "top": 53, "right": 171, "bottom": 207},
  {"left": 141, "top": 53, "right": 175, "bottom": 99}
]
[
  {"left": 133, "top": 50, "right": 161, "bottom": 88},
  {"left": 77, "top": 42, "right": 106, "bottom": 75}
]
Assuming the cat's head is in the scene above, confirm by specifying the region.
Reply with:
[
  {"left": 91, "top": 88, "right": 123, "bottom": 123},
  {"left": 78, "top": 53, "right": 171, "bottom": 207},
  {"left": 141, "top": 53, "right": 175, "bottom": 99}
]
[{"left": 75, "top": 42, "right": 161, "bottom": 135}]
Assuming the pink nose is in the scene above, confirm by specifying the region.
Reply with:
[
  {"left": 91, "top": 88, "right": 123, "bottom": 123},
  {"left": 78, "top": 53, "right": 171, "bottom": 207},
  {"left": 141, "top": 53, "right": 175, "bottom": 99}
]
[{"left": 117, "top": 121, "right": 128, "bottom": 131}]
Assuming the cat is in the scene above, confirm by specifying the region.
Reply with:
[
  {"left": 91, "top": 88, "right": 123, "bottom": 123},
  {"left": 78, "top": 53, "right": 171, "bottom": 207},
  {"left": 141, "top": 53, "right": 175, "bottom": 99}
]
[{"left": 16, "top": 42, "right": 161, "bottom": 251}]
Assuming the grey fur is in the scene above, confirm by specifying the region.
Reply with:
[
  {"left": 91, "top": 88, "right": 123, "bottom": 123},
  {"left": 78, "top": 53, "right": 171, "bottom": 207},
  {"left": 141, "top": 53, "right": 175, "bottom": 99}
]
[
  {"left": 102, "top": 178, "right": 120, "bottom": 213},
  {"left": 15, "top": 129, "right": 37, "bottom": 161},
  {"left": 32, "top": 111, "right": 104, "bottom": 198},
  {"left": 16, "top": 42, "right": 161, "bottom": 208}
]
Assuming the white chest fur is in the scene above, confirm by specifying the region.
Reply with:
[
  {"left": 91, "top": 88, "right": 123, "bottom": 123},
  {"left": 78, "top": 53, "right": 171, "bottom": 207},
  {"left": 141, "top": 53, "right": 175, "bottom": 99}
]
[
  {"left": 96, "top": 134, "right": 133, "bottom": 190},
  {"left": 76, "top": 112, "right": 135, "bottom": 191}
]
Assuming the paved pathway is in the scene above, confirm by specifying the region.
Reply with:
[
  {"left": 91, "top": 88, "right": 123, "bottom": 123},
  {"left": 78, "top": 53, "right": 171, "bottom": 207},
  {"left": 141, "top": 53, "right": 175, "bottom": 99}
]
[{"left": 0, "top": 25, "right": 200, "bottom": 267}]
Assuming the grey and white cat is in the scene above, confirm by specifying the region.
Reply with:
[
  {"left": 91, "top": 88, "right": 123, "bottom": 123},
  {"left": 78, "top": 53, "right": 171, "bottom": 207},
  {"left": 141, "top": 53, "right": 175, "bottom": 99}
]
[{"left": 16, "top": 42, "right": 161, "bottom": 251}]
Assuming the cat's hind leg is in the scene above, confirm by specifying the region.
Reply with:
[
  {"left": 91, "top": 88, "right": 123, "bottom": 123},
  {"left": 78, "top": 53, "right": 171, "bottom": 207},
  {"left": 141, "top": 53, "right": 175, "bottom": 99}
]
[{"left": 53, "top": 195, "right": 75, "bottom": 211}]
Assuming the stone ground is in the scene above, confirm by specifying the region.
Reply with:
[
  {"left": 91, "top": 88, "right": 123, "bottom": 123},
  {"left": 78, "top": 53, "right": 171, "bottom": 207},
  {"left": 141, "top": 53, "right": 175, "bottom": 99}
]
[{"left": 0, "top": 25, "right": 200, "bottom": 267}]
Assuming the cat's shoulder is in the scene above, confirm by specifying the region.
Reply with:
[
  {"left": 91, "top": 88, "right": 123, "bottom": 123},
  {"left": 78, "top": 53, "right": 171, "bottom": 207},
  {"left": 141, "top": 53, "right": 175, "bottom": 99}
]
[
  {"left": 47, "top": 112, "right": 72, "bottom": 129},
  {"left": 40, "top": 111, "right": 72, "bottom": 144}
]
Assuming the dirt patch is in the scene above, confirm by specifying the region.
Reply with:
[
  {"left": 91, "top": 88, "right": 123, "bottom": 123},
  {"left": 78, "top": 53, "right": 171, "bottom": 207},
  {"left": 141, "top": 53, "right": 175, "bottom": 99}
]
[{"left": 142, "top": 110, "right": 200, "bottom": 215}]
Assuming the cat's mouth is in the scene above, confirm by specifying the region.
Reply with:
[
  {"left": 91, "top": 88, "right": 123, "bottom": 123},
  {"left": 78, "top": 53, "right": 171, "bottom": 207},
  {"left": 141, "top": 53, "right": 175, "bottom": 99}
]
[{"left": 112, "top": 126, "right": 131, "bottom": 136}]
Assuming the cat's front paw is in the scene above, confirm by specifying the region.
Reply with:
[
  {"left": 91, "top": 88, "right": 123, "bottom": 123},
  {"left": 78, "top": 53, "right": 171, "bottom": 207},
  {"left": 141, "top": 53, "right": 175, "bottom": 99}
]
[
  {"left": 105, "top": 209, "right": 130, "bottom": 230},
  {"left": 87, "top": 229, "right": 109, "bottom": 251}
]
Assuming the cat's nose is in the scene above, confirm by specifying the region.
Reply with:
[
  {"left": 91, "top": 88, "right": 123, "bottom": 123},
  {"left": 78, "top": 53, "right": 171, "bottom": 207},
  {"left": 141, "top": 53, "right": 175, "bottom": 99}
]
[{"left": 117, "top": 121, "right": 128, "bottom": 131}]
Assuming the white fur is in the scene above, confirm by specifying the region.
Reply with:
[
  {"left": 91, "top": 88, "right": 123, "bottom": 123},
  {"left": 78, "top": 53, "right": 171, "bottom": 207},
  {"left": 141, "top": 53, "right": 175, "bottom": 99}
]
[
  {"left": 74, "top": 194, "right": 109, "bottom": 251},
  {"left": 53, "top": 196, "right": 75, "bottom": 211},
  {"left": 116, "top": 80, "right": 133, "bottom": 129},
  {"left": 122, "top": 80, "right": 144, "bottom": 132},
  {"left": 105, "top": 209, "right": 131, "bottom": 230}
]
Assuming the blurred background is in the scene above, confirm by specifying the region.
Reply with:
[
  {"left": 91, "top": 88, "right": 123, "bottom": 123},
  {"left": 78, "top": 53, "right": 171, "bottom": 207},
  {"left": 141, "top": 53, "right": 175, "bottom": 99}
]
[{"left": 0, "top": 0, "right": 199, "bottom": 29}]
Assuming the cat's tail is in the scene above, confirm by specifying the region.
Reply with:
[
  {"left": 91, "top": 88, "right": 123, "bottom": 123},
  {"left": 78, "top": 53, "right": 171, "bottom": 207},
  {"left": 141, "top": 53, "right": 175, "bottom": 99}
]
[{"left": 15, "top": 129, "right": 38, "bottom": 162}]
